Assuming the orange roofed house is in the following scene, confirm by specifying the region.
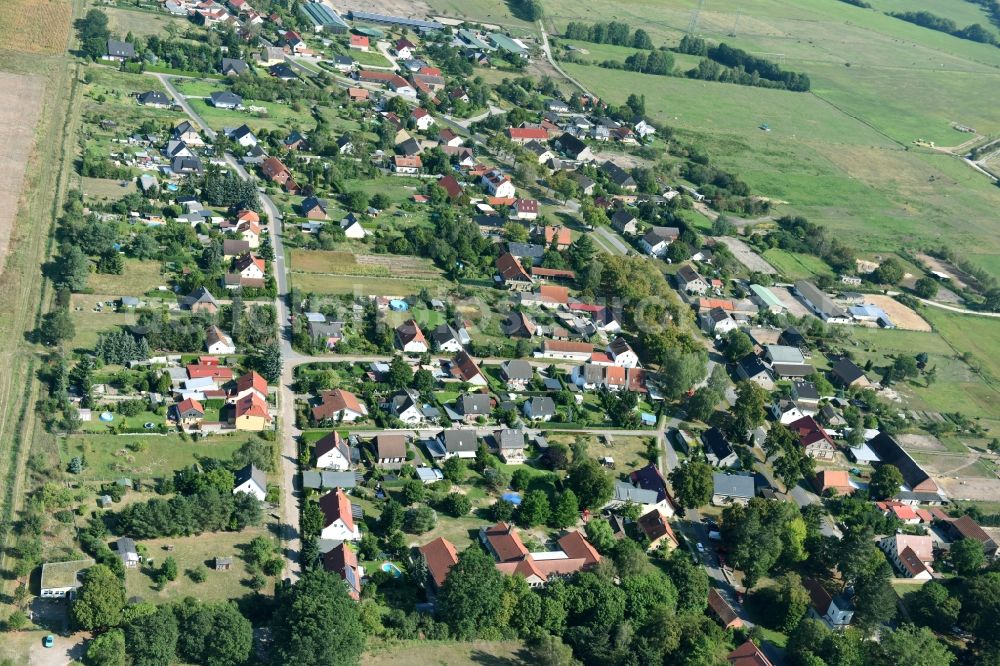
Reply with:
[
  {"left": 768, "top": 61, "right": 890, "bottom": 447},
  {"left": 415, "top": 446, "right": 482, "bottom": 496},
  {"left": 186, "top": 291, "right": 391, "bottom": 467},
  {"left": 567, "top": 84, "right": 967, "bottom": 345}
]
[
  {"left": 728, "top": 640, "right": 772, "bottom": 666},
  {"left": 479, "top": 522, "right": 601, "bottom": 588},
  {"left": 708, "top": 588, "right": 743, "bottom": 630},
  {"left": 260, "top": 156, "right": 297, "bottom": 192},
  {"left": 417, "top": 536, "right": 459, "bottom": 594},
  {"left": 230, "top": 392, "right": 272, "bottom": 431}
]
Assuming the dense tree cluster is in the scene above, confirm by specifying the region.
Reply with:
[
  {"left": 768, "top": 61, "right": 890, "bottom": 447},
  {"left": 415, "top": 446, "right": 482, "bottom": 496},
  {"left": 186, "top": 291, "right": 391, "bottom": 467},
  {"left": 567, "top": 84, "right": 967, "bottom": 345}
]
[
  {"left": 95, "top": 330, "right": 151, "bottom": 365},
  {"left": 77, "top": 9, "right": 111, "bottom": 60},
  {"left": 890, "top": 10, "right": 998, "bottom": 45},
  {"left": 564, "top": 21, "right": 654, "bottom": 49}
]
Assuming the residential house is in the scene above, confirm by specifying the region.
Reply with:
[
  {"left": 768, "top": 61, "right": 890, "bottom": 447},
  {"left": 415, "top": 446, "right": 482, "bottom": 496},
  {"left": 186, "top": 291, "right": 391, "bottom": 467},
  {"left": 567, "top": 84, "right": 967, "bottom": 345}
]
[
  {"left": 736, "top": 354, "right": 775, "bottom": 391},
  {"left": 502, "top": 311, "right": 537, "bottom": 339},
  {"left": 536, "top": 284, "right": 569, "bottom": 308},
  {"left": 105, "top": 39, "right": 136, "bottom": 61},
  {"left": 830, "top": 357, "right": 870, "bottom": 389},
  {"left": 708, "top": 588, "right": 743, "bottom": 630},
  {"left": 323, "top": 543, "right": 363, "bottom": 600},
  {"left": 285, "top": 130, "right": 308, "bottom": 151},
  {"left": 712, "top": 473, "right": 755, "bottom": 506},
  {"left": 340, "top": 214, "right": 367, "bottom": 239},
  {"left": 173, "top": 397, "right": 205, "bottom": 426},
  {"left": 395, "top": 320, "right": 428, "bottom": 354},
  {"left": 233, "top": 464, "right": 267, "bottom": 501},
  {"left": 483, "top": 169, "right": 516, "bottom": 198},
  {"left": 261, "top": 157, "right": 296, "bottom": 191},
  {"left": 608, "top": 337, "right": 639, "bottom": 368},
  {"left": 137, "top": 91, "right": 171, "bottom": 108},
  {"left": 312, "top": 389, "right": 368, "bottom": 423},
  {"left": 40, "top": 560, "right": 94, "bottom": 599},
  {"left": 394, "top": 38, "right": 414, "bottom": 59},
  {"left": 314, "top": 431, "right": 354, "bottom": 470},
  {"left": 676, "top": 265, "right": 710, "bottom": 295},
  {"left": 611, "top": 209, "right": 638, "bottom": 235},
  {"left": 229, "top": 371, "right": 267, "bottom": 404},
  {"left": 555, "top": 132, "right": 594, "bottom": 161},
  {"left": 788, "top": 416, "right": 836, "bottom": 460},
  {"left": 173, "top": 120, "right": 203, "bottom": 146},
  {"left": 804, "top": 579, "right": 854, "bottom": 630},
  {"left": 506, "top": 127, "right": 549, "bottom": 144},
  {"left": 500, "top": 360, "right": 533, "bottom": 390},
  {"left": 496, "top": 429, "right": 526, "bottom": 464},
  {"left": 115, "top": 537, "right": 141, "bottom": 568},
  {"left": 411, "top": 107, "right": 434, "bottom": 130},
  {"left": 437, "top": 429, "right": 478, "bottom": 459},
  {"left": 640, "top": 226, "right": 679, "bottom": 257},
  {"left": 813, "top": 470, "right": 854, "bottom": 496},
  {"left": 880, "top": 534, "right": 934, "bottom": 579},
  {"left": 300, "top": 196, "right": 328, "bottom": 219},
  {"left": 510, "top": 198, "right": 539, "bottom": 221},
  {"left": 386, "top": 389, "right": 425, "bottom": 425},
  {"left": 221, "top": 57, "right": 249, "bottom": 76},
  {"left": 599, "top": 160, "right": 636, "bottom": 190},
  {"left": 430, "top": 324, "right": 463, "bottom": 352},
  {"left": 524, "top": 140, "right": 554, "bottom": 165},
  {"left": 205, "top": 326, "right": 235, "bottom": 355},
  {"left": 637, "top": 509, "right": 679, "bottom": 552},
  {"left": 450, "top": 351, "right": 488, "bottom": 386},
  {"left": 231, "top": 393, "right": 272, "bottom": 431},
  {"left": 223, "top": 239, "right": 251, "bottom": 258},
  {"left": 523, "top": 396, "right": 555, "bottom": 421},
  {"left": 210, "top": 91, "right": 243, "bottom": 109},
  {"left": 319, "top": 488, "right": 361, "bottom": 541},
  {"left": 232, "top": 253, "right": 265, "bottom": 282},
  {"left": 496, "top": 252, "right": 533, "bottom": 290},
  {"left": 728, "top": 640, "right": 772, "bottom": 666},
  {"left": 309, "top": 320, "right": 343, "bottom": 349},
  {"left": 418, "top": 537, "right": 459, "bottom": 593},
  {"left": 617, "top": 464, "right": 677, "bottom": 516},
  {"left": 438, "top": 128, "right": 463, "bottom": 147},
  {"left": 437, "top": 174, "right": 464, "bottom": 200},
  {"left": 349, "top": 34, "right": 369, "bottom": 51},
  {"left": 702, "top": 427, "right": 739, "bottom": 468},
  {"left": 374, "top": 433, "right": 408, "bottom": 469},
  {"left": 701, "top": 307, "right": 738, "bottom": 335},
  {"left": 456, "top": 393, "right": 492, "bottom": 423},
  {"left": 392, "top": 154, "right": 422, "bottom": 175}
]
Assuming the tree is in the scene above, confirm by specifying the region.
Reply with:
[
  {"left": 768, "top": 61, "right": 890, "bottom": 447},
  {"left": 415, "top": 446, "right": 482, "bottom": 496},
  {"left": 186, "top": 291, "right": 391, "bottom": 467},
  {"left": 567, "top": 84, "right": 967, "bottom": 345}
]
[
  {"left": 853, "top": 561, "right": 896, "bottom": 631},
  {"left": 731, "top": 381, "right": 767, "bottom": 438},
  {"left": 518, "top": 490, "right": 551, "bottom": 527},
  {"left": 723, "top": 330, "right": 755, "bottom": 362},
  {"left": 492, "top": 498, "right": 516, "bottom": 522},
  {"left": 771, "top": 572, "right": 811, "bottom": 632},
  {"left": 950, "top": 537, "right": 985, "bottom": 575},
  {"left": 914, "top": 277, "right": 939, "bottom": 299},
  {"left": 78, "top": 9, "right": 111, "bottom": 60},
  {"left": 584, "top": 519, "right": 616, "bottom": 553},
  {"left": 403, "top": 506, "right": 436, "bottom": 533},
  {"left": 763, "top": 424, "right": 814, "bottom": 490},
  {"left": 71, "top": 564, "right": 126, "bottom": 631},
  {"left": 870, "top": 624, "right": 954, "bottom": 666},
  {"left": 528, "top": 634, "right": 577, "bottom": 666},
  {"left": 85, "top": 629, "right": 126, "bottom": 666},
  {"left": 566, "top": 458, "right": 614, "bottom": 509},
  {"left": 39, "top": 309, "right": 76, "bottom": 346},
  {"left": 549, "top": 490, "right": 580, "bottom": 528},
  {"left": 251, "top": 342, "right": 282, "bottom": 383},
  {"left": 621, "top": 572, "right": 678, "bottom": 625},
  {"left": 910, "top": 581, "right": 960, "bottom": 633},
  {"left": 888, "top": 355, "right": 919, "bottom": 383},
  {"left": 662, "top": 549, "right": 710, "bottom": 613},
  {"left": 668, "top": 461, "right": 714, "bottom": 509},
  {"left": 440, "top": 492, "right": 472, "bottom": 517},
  {"left": 124, "top": 607, "right": 179, "bottom": 666},
  {"left": 387, "top": 355, "right": 413, "bottom": 390},
  {"left": 175, "top": 602, "right": 253, "bottom": 666},
  {"left": 271, "top": 570, "right": 365, "bottom": 665},
  {"left": 399, "top": 479, "right": 426, "bottom": 506},
  {"left": 872, "top": 258, "right": 904, "bottom": 285},
  {"left": 437, "top": 547, "right": 506, "bottom": 639},
  {"left": 442, "top": 456, "right": 465, "bottom": 483},
  {"left": 411, "top": 368, "right": 435, "bottom": 393},
  {"left": 869, "top": 464, "right": 903, "bottom": 500},
  {"left": 58, "top": 245, "right": 91, "bottom": 291},
  {"left": 658, "top": 349, "right": 707, "bottom": 400}
]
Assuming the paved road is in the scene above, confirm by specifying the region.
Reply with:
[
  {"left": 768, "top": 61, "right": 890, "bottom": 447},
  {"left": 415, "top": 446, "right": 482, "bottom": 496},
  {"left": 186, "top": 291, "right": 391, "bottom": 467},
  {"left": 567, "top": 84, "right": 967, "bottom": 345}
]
[
  {"left": 592, "top": 225, "right": 630, "bottom": 256},
  {"left": 914, "top": 296, "right": 1000, "bottom": 317}
]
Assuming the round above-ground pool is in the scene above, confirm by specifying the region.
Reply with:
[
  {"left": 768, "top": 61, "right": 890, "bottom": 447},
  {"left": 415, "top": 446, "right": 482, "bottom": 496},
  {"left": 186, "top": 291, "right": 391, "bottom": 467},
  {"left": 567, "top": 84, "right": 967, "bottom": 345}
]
[
  {"left": 501, "top": 492, "right": 523, "bottom": 506},
  {"left": 381, "top": 562, "right": 402, "bottom": 578},
  {"left": 99, "top": 412, "right": 114, "bottom": 422}
]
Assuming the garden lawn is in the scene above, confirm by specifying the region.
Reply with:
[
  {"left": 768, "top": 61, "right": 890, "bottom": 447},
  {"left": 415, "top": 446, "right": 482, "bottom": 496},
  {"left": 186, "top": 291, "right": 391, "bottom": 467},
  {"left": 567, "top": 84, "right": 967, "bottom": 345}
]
[
  {"left": 86, "top": 258, "right": 165, "bottom": 296},
  {"left": 124, "top": 526, "right": 276, "bottom": 602},
  {"left": 363, "top": 639, "right": 527, "bottom": 665},
  {"left": 60, "top": 431, "right": 260, "bottom": 482},
  {"left": 187, "top": 97, "right": 308, "bottom": 133},
  {"left": 761, "top": 249, "right": 833, "bottom": 280}
]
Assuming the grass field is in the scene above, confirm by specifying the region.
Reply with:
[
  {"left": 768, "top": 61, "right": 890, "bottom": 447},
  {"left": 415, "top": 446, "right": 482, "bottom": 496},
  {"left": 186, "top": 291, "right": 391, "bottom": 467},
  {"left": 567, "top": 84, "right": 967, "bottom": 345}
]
[
  {"left": 82, "top": 176, "right": 136, "bottom": 200},
  {"left": 69, "top": 294, "right": 138, "bottom": 350},
  {"left": 187, "top": 97, "right": 308, "bottom": 133},
  {"left": 350, "top": 49, "right": 393, "bottom": 67},
  {"left": 172, "top": 78, "right": 229, "bottom": 98},
  {"left": 761, "top": 248, "right": 832, "bottom": 279},
  {"left": 60, "top": 432, "right": 258, "bottom": 482},
  {"left": 124, "top": 527, "right": 276, "bottom": 603},
  {"left": 291, "top": 272, "right": 443, "bottom": 296},
  {"left": 86, "top": 258, "right": 166, "bottom": 295},
  {"left": 105, "top": 6, "right": 187, "bottom": 37},
  {"left": 363, "top": 640, "right": 527, "bottom": 665}
]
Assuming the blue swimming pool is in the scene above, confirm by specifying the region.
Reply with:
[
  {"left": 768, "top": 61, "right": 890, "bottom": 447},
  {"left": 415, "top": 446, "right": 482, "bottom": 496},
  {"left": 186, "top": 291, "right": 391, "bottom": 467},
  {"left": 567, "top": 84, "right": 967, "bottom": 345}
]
[
  {"left": 381, "top": 562, "right": 402, "bottom": 578},
  {"left": 501, "top": 492, "right": 522, "bottom": 506}
]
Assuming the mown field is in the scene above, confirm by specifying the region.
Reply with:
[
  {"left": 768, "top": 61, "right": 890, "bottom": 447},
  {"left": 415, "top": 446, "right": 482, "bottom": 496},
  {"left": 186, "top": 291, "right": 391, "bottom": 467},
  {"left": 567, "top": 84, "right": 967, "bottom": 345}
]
[
  {"left": 363, "top": 639, "right": 528, "bottom": 665},
  {"left": 548, "top": 0, "right": 1000, "bottom": 277},
  {"left": 104, "top": 6, "right": 187, "bottom": 38}
]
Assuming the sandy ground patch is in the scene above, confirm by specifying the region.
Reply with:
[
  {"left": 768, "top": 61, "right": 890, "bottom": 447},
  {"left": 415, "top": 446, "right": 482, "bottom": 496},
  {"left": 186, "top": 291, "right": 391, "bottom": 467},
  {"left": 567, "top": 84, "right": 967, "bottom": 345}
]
[
  {"left": 938, "top": 476, "right": 1000, "bottom": 502},
  {"left": 714, "top": 236, "right": 777, "bottom": 274},
  {"left": 862, "top": 294, "right": 931, "bottom": 332},
  {"left": 331, "top": 0, "right": 433, "bottom": 20},
  {"left": 0, "top": 72, "right": 45, "bottom": 277},
  {"left": 770, "top": 285, "right": 812, "bottom": 318},
  {"left": 916, "top": 252, "right": 969, "bottom": 290},
  {"left": 897, "top": 433, "right": 948, "bottom": 452}
]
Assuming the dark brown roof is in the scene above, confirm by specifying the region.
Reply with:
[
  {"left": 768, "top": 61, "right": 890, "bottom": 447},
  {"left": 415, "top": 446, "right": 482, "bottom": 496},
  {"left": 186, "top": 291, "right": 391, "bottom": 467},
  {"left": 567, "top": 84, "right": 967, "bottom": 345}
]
[
  {"left": 375, "top": 433, "right": 407, "bottom": 459},
  {"left": 708, "top": 588, "right": 741, "bottom": 628}
]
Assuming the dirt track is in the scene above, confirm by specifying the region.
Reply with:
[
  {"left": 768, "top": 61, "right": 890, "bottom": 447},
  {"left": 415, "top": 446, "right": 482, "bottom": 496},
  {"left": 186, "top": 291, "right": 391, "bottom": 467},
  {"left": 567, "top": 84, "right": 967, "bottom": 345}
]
[{"left": 0, "top": 72, "right": 45, "bottom": 276}]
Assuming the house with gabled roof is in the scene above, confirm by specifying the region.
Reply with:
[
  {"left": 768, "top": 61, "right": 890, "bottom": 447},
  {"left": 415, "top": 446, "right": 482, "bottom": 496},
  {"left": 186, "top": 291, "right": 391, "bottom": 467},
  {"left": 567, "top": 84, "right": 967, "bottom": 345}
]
[
  {"left": 395, "top": 320, "right": 428, "bottom": 354},
  {"left": 233, "top": 464, "right": 267, "bottom": 500},
  {"left": 418, "top": 537, "right": 459, "bottom": 593},
  {"left": 496, "top": 252, "right": 533, "bottom": 290},
  {"left": 314, "top": 431, "right": 354, "bottom": 470},
  {"left": 312, "top": 389, "right": 368, "bottom": 423},
  {"left": 788, "top": 415, "right": 836, "bottom": 460},
  {"left": 450, "top": 351, "right": 487, "bottom": 386},
  {"left": 676, "top": 265, "right": 710, "bottom": 295},
  {"left": 880, "top": 533, "right": 934, "bottom": 579},
  {"left": 599, "top": 160, "right": 636, "bottom": 190},
  {"left": 500, "top": 359, "right": 533, "bottom": 390},
  {"left": 495, "top": 428, "right": 526, "bottom": 464},
  {"left": 323, "top": 543, "right": 363, "bottom": 600},
  {"left": 436, "top": 174, "right": 464, "bottom": 200},
  {"left": 727, "top": 640, "right": 771, "bottom": 666},
  {"left": 231, "top": 393, "right": 272, "bottom": 431},
  {"left": 640, "top": 226, "right": 679, "bottom": 257},
  {"left": 174, "top": 397, "right": 205, "bottom": 426},
  {"left": 637, "top": 508, "right": 679, "bottom": 552},
  {"left": 868, "top": 432, "right": 939, "bottom": 494},
  {"left": 702, "top": 427, "right": 739, "bottom": 468},
  {"left": 436, "top": 429, "right": 478, "bottom": 459},
  {"left": 374, "top": 433, "right": 408, "bottom": 468},
  {"left": 804, "top": 578, "right": 854, "bottom": 629},
  {"left": 319, "top": 488, "right": 361, "bottom": 541},
  {"left": 708, "top": 587, "right": 743, "bottom": 629}
]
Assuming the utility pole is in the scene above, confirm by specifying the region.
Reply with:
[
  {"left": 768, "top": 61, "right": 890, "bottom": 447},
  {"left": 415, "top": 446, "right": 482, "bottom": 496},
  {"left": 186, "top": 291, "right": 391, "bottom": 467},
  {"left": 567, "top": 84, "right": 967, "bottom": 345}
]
[{"left": 687, "top": 0, "right": 705, "bottom": 34}]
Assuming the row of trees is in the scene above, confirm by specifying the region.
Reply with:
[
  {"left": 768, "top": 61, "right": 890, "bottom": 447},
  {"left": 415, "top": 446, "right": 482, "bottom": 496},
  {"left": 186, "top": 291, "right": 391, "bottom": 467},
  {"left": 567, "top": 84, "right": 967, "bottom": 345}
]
[
  {"left": 890, "top": 11, "right": 998, "bottom": 45},
  {"left": 563, "top": 21, "right": 654, "bottom": 49},
  {"left": 678, "top": 35, "right": 811, "bottom": 91}
]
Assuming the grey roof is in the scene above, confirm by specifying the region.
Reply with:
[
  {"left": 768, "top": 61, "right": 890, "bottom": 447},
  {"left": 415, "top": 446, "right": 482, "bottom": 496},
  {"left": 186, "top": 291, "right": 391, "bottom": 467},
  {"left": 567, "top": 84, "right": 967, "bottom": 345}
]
[
  {"left": 116, "top": 537, "right": 138, "bottom": 556},
  {"left": 221, "top": 57, "right": 248, "bottom": 75},
  {"left": 599, "top": 160, "right": 635, "bottom": 186},
  {"left": 235, "top": 463, "right": 267, "bottom": 490},
  {"left": 772, "top": 363, "right": 814, "bottom": 378},
  {"left": 107, "top": 39, "right": 135, "bottom": 58},
  {"left": 138, "top": 91, "right": 170, "bottom": 106},
  {"left": 643, "top": 226, "right": 680, "bottom": 245},
  {"left": 440, "top": 429, "right": 477, "bottom": 453},
  {"left": 302, "top": 470, "right": 359, "bottom": 490},
  {"left": 764, "top": 345, "right": 805, "bottom": 365},
  {"left": 525, "top": 396, "right": 555, "bottom": 417},
  {"left": 431, "top": 323, "right": 461, "bottom": 347},
  {"left": 230, "top": 124, "right": 256, "bottom": 141},
  {"left": 210, "top": 91, "right": 243, "bottom": 107},
  {"left": 507, "top": 242, "right": 545, "bottom": 260},
  {"left": 388, "top": 388, "right": 420, "bottom": 416},
  {"left": 794, "top": 280, "right": 848, "bottom": 319},
  {"left": 501, "top": 359, "right": 532, "bottom": 381},
  {"left": 792, "top": 380, "right": 820, "bottom": 401},
  {"left": 830, "top": 357, "right": 867, "bottom": 385},
  {"left": 496, "top": 428, "right": 525, "bottom": 450},
  {"left": 459, "top": 393, "right": 492, "bottom": 416},
  {"left": 613, "top": 480, "right": 660, "bottom": 505},
  {"left": 701, "top": 427, "right": 734, "bottom": 461},
  {"left": 171, "top": 155, "right": 203, "bottom": 174},
  {"left": 187, "top": 286, "right": 218, "bottom": 307},
  {"left": 737, "top": 353, "right": 770, "bottom": 379},
  {"left": 713, "top": 473, "right": 755, "bottom": 499}
]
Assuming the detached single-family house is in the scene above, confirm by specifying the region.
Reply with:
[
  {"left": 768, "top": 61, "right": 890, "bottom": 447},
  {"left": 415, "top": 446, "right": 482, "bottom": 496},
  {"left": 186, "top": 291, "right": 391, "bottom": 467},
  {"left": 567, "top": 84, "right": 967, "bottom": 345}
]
[
  {"left": 392, "top": 155, "right": 422, "bottom": 175},
  {"left": 386, "top": 389, "right": 425, "bottom": 425},
  {"left": 40, "top": 559, "right": 94, "bottom": 599},
  {"left": 640, "top": 227, "right": 679, "bottom": 257},
  {"left": 374, "top": 433, "right": 408, "bottom": 469},
  {"left": 450, "top": 351, "right": 488, "bottom": 387},
  {"left": 522, "top": 396, "right": 555, "bottom": 421},
  {"left": 174, "top": 397, "right": 205, "bottom": 426},
  {"left": 637, "top": 509, "right": 679, "bottom": 552},
  {"left": 456, "top": 393, "right": 493, "bottom": 423},
  {"left": 880, "top": 534, "right": 934, "bottom": 580},
  {"left": 611, "top": 209, "right": 638, "bottom": 235},
  {"left": 319, "top": 488, "right": 361, "bottom": 541},
  {"left": 419, "top": 537, "right": 459, "bottom": 593},
  {"left": 599, "top": 160, "right": 636, "bottom": 190},
  {"left": 431, "top": 324, "right": 464, "bottom": 352},
  {"left": 702, "top": 427, "right": 739, "bottom": 468},
  {"left": 708, "top": 588, "right": 743, "bottom": 630},
  {"left": 736, "top": 354, "right": 775, "bottom": 391},
  {"left": 787, "top": 416, "right": 835, "bottom": 460},
  {"left": 712, "top": 472, "right": 755, "bottom": 506},
  {"left": 323, "top": 543, "right": 363, "bottom": 601},
  {"left": 395, "top": 320, "right": 428, "bottom": 354},
  {"left": 233, "top": 464, "right": 267, "bottom": 501},
  {"left": 500, "top": 359, "right": 533, "bottom": 390},
  {"left": 105, "top": 39, "right": 135, "bottom": 61},
  {"left": 676, "top": 265, "right": 710, "bottom": 295},
  {"left": 314, "top": 431, "right": 354, "bottom": 470},
  {"left": 483, "top": 169, "right": 516, "bottom": 198},
  {"left": 210, "top": 91, "right": 244, "bottom": 109},
  {"left": 804, "top": 579, "right": 854, "bottom": 630},
  {"left": 496, "top": 252, "right": 533, "bottom": 290},
  {"left": 555, "top": 132, "right": 594, "bottom": 161},
  {"left": 830, "top": 357, "right": 870, "bottom": 389},
  {"left": 312, "top": 389, "right": 368, "bottom": 423},
  {"left": 608, "top": 337, "right": 639, "bottom": 368},
  {"left": 137, "top": 91, "right": 171, "bottom": 108},
  {"left": 115, "top": 538, "right": 141, "bottom": 569},
  {"left": 300, "top": 196, "right": 328, "bottom": 220},
  {"left": 231, "top": 393, "right": 272, "bottom": 431},
  {"left": 205, "top": 326, "right": 235, "bottom": 355},
  {"left": 221, "top": 57, "right": 249, "bottom": 76},
  {"left": 411, "top": 107, "right": 434, "bottom": 130},
  {"left": 495, "top": 429, "right": 526, "bottom": 464},
  {"left": 437, "top": 429, "right": 478, "bottom": 459}
]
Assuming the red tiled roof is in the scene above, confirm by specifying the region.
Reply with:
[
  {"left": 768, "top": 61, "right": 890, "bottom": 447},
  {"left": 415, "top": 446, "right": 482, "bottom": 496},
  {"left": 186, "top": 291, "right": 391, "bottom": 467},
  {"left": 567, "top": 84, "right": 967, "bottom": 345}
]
[
  {"left": 235, "top": 371, "right": 267, "bottom": 396},
  {"left": 496, "top": 252, "right": 531, "bottom": 283},
  {"left": 557, "top": 531, "right": 600, "bottom": 567},
  {"left": 507, "top": 127, "right": 549, "bottom": 141},
  {"left": 728, "top": 640, "right": 773, "bottom": 666},
  {"left": 322, "top": 543, "right": 360, "bottom": 600},
  {"left": 177, "top": 397, "right": 204, "bottom": 414},
  {"left": 187, "top": 363, "right": 234, "bottom": 381},
  {"left": 708, "top": 588, "right": 742, "bottom": 628},
  {"left": 419, "top": 537, "right": 459, "bottom": 588},
  {"left": 538, "top": 285, "right": 568, "bottom": 304},
  {"left": 787, "top": 415, "right": 833, "bottom": 448},
  {"left": 234, "top": 393, "right": 271, "bottom": 421},
  {"left": 543, "top": 225, "right": 571, "bottom": 246},
  {"left": 319, "top": 488, "right": 354, "bottom": 531},
  {"left": 543, "top": 340, "right": 593, "bottom": 354},
  {"left": 451, "top": 351, "right": 484, "bottom": 382},
  {"left": 396, "top": 319, "right": 426, "bottom": 346},
  {"left": 530, "top": 266, "right": 576, "bottom": 279},
  {"left": 482, "top": 522, "right": 529, "bottom": 562},
  {"left": 437, "top": 175, "right": 463, "bottom": 199},
  {"left": 312, "top": 389, "right": 365, "bottom": 421},
  {"left": 350, "top": 35, "right": 369, "bottom": 47}
]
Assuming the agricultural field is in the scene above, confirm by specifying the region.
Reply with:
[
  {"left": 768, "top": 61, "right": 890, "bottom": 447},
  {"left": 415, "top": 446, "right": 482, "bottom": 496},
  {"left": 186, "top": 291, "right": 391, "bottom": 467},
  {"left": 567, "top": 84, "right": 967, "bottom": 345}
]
[
  {"left": 289, "top": 250, "right": 444, "bottom": 295},
  {"left": 59, "top": 432, "right": 259, "bottom": 483},
  {"left": 0, "top": 0, "right": 72, "bottom": 55},
  {"left": 0, "top": 72, "right": 45, "bottom": 276}
]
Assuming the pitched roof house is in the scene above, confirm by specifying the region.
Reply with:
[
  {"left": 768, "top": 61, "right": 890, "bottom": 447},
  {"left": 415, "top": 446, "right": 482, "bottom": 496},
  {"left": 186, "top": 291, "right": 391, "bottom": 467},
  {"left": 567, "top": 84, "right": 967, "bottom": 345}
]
[
  {"left": 395, "top": 319, "right": 428, "bottom": 354},
  {"left": 312, "top": 389, "right": 368, "bottom": 423},
  {"left": 419, "top": 537, "right": 459, "bottom": 592},
  {"left": 319, "top": 488, "right": 361, "bottom": 541},
  {"left": 323, "top": 543, "right": 363, "bottom": 600},
  {"left": 314, "top": 431, "right": 354, "bottom": 470}
]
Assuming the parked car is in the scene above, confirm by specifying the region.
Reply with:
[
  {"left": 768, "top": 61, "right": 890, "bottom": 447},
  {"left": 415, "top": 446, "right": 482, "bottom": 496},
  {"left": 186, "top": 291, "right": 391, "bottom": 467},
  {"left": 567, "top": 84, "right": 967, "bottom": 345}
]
[{"left": 43, "top": 635, "right": 55, "bottom": 649}]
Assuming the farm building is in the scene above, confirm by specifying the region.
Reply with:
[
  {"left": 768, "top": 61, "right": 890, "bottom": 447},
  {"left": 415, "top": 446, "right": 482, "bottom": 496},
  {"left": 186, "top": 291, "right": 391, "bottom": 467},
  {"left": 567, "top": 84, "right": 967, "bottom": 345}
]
[
  {"left": 348, "top": 10, "right": 443, "bottom": 31},
  {"left": 299, "top": 2, "right": 349, "bottom": 32}
]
